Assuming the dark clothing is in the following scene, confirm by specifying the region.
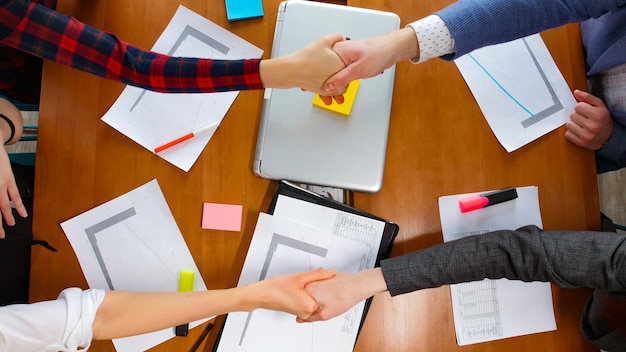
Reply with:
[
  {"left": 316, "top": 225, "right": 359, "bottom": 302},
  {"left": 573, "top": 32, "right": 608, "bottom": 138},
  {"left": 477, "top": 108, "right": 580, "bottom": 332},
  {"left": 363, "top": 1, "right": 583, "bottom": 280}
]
[{"left": 380, "top": 226, "right": 626, "bottom": 351}]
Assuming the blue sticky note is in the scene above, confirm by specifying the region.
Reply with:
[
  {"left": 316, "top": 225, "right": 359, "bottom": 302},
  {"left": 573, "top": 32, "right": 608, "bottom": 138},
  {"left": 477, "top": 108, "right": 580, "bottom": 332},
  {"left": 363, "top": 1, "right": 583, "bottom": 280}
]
[{"left": 225, "top": 0, "right": 264, "bottom": 21}]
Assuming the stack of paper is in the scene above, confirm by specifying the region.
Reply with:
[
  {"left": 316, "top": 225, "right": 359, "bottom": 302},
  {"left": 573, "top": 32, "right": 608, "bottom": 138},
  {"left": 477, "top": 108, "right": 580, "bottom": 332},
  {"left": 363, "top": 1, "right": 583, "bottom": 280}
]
[{"left": 215, "top": 190, "right": 390, "bottom": 352}]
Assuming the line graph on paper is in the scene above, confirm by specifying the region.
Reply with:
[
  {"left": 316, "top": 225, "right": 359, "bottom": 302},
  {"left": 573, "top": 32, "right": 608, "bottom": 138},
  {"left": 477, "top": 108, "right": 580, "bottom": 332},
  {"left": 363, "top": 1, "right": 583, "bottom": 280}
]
[
  {"left": 454, "top": 34, "right": 577, "bottom": 152},
  {"left": 466, "top": 38, "right": 563, "bottom": 129}
]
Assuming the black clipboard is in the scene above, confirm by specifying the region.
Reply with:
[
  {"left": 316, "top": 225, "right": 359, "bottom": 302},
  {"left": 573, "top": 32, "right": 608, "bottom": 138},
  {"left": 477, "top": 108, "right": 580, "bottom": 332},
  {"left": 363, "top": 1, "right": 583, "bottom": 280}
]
[{"left": 211, "top": 181, "right": 399, "bottom": 351}]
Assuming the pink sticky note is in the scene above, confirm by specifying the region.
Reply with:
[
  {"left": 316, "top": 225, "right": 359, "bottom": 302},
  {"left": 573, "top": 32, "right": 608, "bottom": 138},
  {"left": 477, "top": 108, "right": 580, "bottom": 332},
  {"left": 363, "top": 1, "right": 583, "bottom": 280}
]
[{"left": 202, "top": 203, "right": 243, "bottom": 232}]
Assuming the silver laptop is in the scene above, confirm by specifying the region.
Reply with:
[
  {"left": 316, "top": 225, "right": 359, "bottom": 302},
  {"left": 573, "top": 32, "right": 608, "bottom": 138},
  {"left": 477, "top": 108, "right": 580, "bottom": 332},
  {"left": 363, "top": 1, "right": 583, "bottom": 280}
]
[{"left": 253, "top": 0, "right": 399, "bottom": 192}]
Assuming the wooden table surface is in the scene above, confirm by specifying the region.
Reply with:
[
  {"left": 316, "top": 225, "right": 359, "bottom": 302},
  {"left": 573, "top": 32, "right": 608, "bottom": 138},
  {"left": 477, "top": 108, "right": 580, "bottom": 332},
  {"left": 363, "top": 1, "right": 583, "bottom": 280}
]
[{"left": 31, "top": 0, "right": 600, "bottom": 351}]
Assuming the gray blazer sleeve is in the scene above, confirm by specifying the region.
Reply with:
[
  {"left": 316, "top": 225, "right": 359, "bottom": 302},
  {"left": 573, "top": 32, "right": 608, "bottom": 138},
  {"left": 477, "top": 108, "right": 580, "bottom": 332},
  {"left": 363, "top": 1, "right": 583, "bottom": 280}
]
[{"left": 380, "top": 225, "right": 626, "bottom": 296}]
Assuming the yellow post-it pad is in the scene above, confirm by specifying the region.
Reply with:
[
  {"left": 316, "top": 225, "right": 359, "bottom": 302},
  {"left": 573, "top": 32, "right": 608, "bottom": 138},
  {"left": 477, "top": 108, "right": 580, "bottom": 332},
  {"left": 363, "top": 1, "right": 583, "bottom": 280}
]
[{"left": 312, "top": 80, "right": 360, "bottom": 116}]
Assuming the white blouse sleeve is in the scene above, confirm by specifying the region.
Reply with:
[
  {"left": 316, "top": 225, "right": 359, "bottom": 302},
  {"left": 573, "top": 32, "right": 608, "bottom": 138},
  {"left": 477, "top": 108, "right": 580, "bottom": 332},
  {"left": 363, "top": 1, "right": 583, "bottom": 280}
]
[
  {"left": 407, "top": 15, "right": 456, "bottom": 63},
  {"left": 0, "top": 288, "right": 106, "bottom": 352}
]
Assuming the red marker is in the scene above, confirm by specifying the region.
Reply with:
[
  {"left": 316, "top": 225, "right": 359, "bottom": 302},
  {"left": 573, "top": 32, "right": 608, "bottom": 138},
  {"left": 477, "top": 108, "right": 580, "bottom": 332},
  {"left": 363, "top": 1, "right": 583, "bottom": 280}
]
[
  {"left": 459, "top": 188, "right": 518, "bottom": 213},
  {"left": 154, "top": 121, "right": 219, "bottom": 153}
]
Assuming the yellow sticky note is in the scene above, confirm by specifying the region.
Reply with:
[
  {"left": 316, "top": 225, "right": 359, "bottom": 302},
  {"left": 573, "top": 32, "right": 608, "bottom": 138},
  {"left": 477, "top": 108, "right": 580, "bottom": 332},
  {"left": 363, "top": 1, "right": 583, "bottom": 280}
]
[{"left": 312, "top": 80, "right": 360, "bottom": 116}]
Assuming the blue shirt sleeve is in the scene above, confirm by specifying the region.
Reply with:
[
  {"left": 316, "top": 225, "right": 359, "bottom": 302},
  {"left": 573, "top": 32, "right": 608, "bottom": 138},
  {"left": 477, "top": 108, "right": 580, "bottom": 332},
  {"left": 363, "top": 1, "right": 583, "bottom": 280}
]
[{"left": 434, "top": 0, "right": 626, "bottom": 60}]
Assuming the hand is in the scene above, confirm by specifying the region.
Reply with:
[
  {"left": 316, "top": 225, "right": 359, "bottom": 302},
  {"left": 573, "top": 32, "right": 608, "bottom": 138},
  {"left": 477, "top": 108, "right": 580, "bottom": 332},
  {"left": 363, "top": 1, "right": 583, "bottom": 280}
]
[
  {"left": 298, "top": 268, "right": 388, "bottom": 323},
  {"left": 0, "top": 147, "right": 26, "bottom": 238},
  {"left": 246, "top": 268, "right": 336, "bottom": 320},
  {"left": 260, "top": 33, "right": 348, "bottom": 104},
  {"left": 0, "top": 98, "right": 27, "bottom": 238},
  {"left": 324, "top": 27, "right": 420, "bottom": 93},
  {"left": 286, "top": 33, "right": 348, "bottom": 95},
  {"left": 565, "top": 89, "right": 613, "bottom": 150}
]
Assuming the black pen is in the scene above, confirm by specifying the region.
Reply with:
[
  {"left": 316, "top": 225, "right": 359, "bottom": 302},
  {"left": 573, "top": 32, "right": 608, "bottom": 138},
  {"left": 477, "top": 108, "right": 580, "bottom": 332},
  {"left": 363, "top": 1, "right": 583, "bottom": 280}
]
[{"left": 189, "top": 323, "right": 214, "bottom": 352}]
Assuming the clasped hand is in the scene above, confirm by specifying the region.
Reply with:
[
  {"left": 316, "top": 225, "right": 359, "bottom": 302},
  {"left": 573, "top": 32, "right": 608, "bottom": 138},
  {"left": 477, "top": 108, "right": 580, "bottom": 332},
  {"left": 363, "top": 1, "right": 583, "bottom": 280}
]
[
  {"left": 256, "top": 268, "right": 378, "bottom": 323},
  {"left": 282, "top": 33, "right": 398, "bottom": 105}
]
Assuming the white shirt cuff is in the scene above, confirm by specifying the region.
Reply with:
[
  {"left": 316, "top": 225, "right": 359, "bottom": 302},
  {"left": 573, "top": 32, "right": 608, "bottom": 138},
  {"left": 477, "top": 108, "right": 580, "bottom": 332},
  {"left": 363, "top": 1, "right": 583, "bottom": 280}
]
[
  {"left": 0, "top": 288, "right": 105, "bottom": 352},
  {"left": 59, "top": 288, "right": 106, "bottom": 351},
  {"left": 406, "top": 15, "right": 456, "bottom": 64}
]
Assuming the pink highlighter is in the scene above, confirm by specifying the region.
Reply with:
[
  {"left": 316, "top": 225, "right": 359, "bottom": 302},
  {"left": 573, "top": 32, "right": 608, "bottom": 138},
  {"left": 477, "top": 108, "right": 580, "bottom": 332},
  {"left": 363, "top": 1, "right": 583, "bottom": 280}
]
[{"left": 459, "top": 188, "right": 518, "bottom": 213}]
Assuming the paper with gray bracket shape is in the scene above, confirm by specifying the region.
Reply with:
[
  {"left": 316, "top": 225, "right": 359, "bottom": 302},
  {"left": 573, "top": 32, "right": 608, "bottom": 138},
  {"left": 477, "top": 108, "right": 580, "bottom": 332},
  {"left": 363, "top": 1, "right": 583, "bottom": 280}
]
[
  {"left": 61, "top": 179, "right": 209, "bottom": 352},
  {"left": 101, "top": 5, "right": 263, "bottom": 171},
  {"left": 216, "top": 212, "right": 370, "bottom": 352},
  {"left": 455, "top": 34, "right": 576, "bottom": 152},
  {"left": 438, "top": 186, "right": 556, "bottom": 346}
]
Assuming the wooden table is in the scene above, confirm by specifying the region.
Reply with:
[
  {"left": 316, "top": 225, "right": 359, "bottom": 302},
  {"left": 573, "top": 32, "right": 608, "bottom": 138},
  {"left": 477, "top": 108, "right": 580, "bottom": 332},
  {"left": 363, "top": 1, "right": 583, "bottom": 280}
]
[{"left": 31, "top": 0, "right": 600, "bottom": 351}]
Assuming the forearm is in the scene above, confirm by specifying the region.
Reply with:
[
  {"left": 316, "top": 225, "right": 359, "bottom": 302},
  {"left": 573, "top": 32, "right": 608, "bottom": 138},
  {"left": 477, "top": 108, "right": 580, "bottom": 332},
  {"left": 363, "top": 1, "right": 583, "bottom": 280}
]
[
  {"left": 381, "top": 225, "right": 626, "bottom": 296},
  {"left": 92, "top": 268, "right": 336, "bottom": 340},
  {"left": 349, "top": 267, "right": 389, "bottom": 301},
  {"left": 92, "top": 288, "right": 255, "bottom": 340},
  {"left": 435, "top": 0, "right": 625, "bottom": 59},
  {"left": 259, "top": 56, "right": 301, "bottom": 89},
  {"left": 0, "top": 0, "right": 263, "bottom": 93},
  {"left": 384, "top": 27, "right": 420, "bottom": 65}
]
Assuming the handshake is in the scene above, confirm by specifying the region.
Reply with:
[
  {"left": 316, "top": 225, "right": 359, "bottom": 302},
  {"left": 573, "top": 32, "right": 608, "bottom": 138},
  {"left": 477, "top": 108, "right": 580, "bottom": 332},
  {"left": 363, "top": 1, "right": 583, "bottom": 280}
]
[
  {"left": 261, "top": 31, "right": 410, "bottom": 105},
  {"left": 242, "top": 267, "right": 387, "bottom": 323}
]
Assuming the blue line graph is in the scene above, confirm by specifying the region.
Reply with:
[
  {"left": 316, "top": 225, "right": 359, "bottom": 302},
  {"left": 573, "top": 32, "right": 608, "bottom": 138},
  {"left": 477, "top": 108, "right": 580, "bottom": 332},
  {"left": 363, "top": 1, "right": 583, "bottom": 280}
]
[
  {"left": 467, "top": 53, "right": 533, "bottom": 117},
  {"left": 467, "top": 38, "right": 563, "bottom": 128}
]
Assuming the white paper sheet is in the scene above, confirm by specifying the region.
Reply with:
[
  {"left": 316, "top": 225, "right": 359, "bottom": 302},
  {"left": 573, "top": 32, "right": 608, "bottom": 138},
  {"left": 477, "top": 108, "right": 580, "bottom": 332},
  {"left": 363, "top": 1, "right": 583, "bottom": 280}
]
[
  {"left": 455, "top": 34, "right": 576, "bottom": 152},
  {"left": 438, "top": 186, "right": 557, "bottom": 345},
  {"left": 216, "top": 212, "right": 376, "bottom": 352},
  {"left": 101, "top": 5, "right": 263, "bottom": 171},
  {"left": 273, "top": 195, "right": 386, "bottom": 267},
  {"left": 61, "top": 179, "right": 209, "bottom": 352}
]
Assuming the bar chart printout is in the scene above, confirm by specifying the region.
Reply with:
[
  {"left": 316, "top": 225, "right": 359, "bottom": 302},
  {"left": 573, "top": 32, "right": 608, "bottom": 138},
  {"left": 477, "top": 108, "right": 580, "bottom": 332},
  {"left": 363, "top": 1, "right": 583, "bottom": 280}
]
[
  {"left": 456, "top": 280, "right": 503, "bottom": 341},
  {"left": 438, "top": 187, "right": 557, "bottom": 345}
]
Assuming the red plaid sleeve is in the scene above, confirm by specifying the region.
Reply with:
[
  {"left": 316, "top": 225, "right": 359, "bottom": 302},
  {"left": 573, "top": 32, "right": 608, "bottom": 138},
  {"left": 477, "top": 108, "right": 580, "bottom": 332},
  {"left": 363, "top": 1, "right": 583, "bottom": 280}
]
[{"left": 0, "top": 0, "right": 264, "bottom": 93}]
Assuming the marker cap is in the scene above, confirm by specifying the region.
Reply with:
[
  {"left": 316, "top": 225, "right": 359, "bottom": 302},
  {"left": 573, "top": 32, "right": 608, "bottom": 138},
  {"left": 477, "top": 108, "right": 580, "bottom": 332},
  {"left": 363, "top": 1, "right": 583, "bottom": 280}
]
[
  {"left": 459, "top": 195, "right": 489, "bottom": 213},
  {"left": 458, "top": 188, "right": 518, "bottom": 213}
]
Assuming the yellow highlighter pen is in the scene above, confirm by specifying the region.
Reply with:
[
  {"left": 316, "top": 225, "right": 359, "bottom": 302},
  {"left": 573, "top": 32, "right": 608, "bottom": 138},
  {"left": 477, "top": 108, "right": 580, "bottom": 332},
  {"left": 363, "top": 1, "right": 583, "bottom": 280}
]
[{"left": 175, "top": 271, "right": 195, "bottom": 337}]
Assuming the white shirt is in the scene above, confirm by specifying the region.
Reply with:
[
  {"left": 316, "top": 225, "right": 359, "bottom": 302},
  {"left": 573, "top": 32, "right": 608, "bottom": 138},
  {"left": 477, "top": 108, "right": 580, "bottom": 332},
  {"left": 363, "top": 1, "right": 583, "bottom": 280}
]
[
  {"left": 0, "top": 288, "right": 105, "bottom": 352},
  {"left": 407, "top": 15, "right": 456, "bottom": 63}
]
